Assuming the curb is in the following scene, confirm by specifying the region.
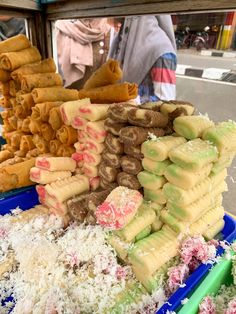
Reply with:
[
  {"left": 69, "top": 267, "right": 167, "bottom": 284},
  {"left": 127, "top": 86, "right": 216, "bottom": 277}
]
[{"left": 201, "top": 50, "right": 236, "bottom": 58}]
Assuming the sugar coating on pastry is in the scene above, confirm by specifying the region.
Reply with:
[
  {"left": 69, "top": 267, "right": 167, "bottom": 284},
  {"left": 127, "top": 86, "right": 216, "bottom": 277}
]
[
  {"left": 96, "top": 186, "right": 143, "bottom": 230},
  {"left": 173, "top": 115, "right": 214, "bottom": 139},
  {"left": 168, "top": 138, "right": 218, "bottom": 171}
]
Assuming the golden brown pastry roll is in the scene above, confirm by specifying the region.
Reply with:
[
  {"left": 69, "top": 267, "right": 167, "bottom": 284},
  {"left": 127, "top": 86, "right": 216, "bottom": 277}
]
[
  {"left": 29, "top": 119, "right": 42, "bottom": 134},
  {"left": 9, "top": 80, "right": 20, "bottom": 97},
  {"left": 31, "top": 87, "right": 78, "bottom": 103},
  {"left": 31, "top": 101, "right": 62, "bottom": 122},
  {"left": 83, "top": 59, "right": 123, "bottom": 90},
  {"left": 9, "top": 97, "right": 18, "bottom": 108},
  {"left": 26, "top": 148, "right": 39, "bottom": 158},
  {"left": 20, "top": 135, "right": 35, "bottom": 152},
  {"left": 0, "top": 47, "right": 41, "bottom": 71},
  {"left": 0, "top": 109, "right": 13, "bottom": 119},
  {"left": 3, "top": 121, "right": 14, "bottom": 132},
  {"left": 0, "top": 34, "right": 31, "bottom": 54},
  {"left": 10, "top": 131, "right": 25, "bottom": 148},
  {"left": 8, "top": 116, "right": 18, "bottom": 130},
  {"left": 14, "top": 105, "right": 30, "bottom": 119},
  {"left": 32, "top": 134, "right": 41, "bottom": 146},
  {"left": 16, "top": 93, "right": 34, "bottom": 111},
  {"left": 11, "top": 58, "right": 56, "bottom": 82},
  {"left": 41, "top": 123, "right": 55, "bottom": 142},
  {"left": 49, "top": 139, "right": 61, "bottom": 155},
  {"left": 0, "top": 150, "right": 14, "bottom": 163},
  {"left": 14, "top": 150, "right": 26, "bottom": 157},
  {"left": 17, "top": 119, "right": 23, "bottom": 131},
  {"left": 48, "top": 106, "right": 63, "bottom": 130},
  {"left": 1, "top": 144, "right": 16, "bottom": 153},
  {"left": 78, "top": 82, "right": 138, "bottom": 104},
  {"left": 0, "top": 69, "right": 11, "bottom": 82},
  {"left": 35, "top": 137, "right": 49, "bottom": 154},
  {"left": 0, "top": 158, "right": 36, "bottom": 192},
  {"left": 57, "top": 144, "right": 75, "bottom": 157},
  {"left": 21, "top": 117, "right": 31, "bottom": 133},
  {"left": 0, "top": 156, "right": 25, "bottom": 168},
  {"left": 21, "top": 73, "right": 63, "bottom": 93},
  {"left": 1, "top": 82, "right": 10, "bottom": 96},
  {"left": 56, "top": 125, "right": 77, "bottom": 145}
]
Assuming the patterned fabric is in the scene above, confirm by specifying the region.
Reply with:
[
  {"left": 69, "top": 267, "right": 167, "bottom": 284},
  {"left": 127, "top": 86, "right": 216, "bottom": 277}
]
[{"left": 138, "top": 52, "right": 177, "bottom": 103}]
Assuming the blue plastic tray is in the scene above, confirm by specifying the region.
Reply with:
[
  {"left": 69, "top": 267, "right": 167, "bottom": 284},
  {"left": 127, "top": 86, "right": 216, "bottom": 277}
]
[
  {"left": 0, "top": 186, "right": 39, "bottom": 215},
  {"left": 157, "top": 214, "right": 236, "bottom": 313}
]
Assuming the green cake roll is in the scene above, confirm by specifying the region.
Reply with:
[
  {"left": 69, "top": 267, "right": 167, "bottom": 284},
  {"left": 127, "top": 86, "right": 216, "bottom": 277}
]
[
  {"left": 109, "top": 282, "right": 147, "bottom": 314},
  {"left": 164, "top": 162, "right": 212, "bottom": 190},
  {"left": 141, "top": 136, "right": 186, "bottom": 161},
  {"left": 160, "top": 210, "right": 187, "bottom": 234},
  {"left": 135, "top": 225, "right": 152, "bottom": 241},
  {"left": 142, "top": 157, "right": 172, "bottom": 176},
  {"left": 128, "top": 229, "right": 178, "bottom": 276},
  {"left": 163, "top": 169, "right": 227, "bottom": 206},
  {"left": 169, "top": 138, "right": 218, "bottom": 171},
  {"left": 189, "top": 205, "right": 225, "bottom": 237},
  {"left": 202, "top": 120, "right": 236, "bottom": 155},
  {"left": 173, "top": 115, "right": 214, "bottom": 139},
  {"left": 167, "top": 186, "right": 225, "bottom": 222},
  {"left": 107, "top": 234, "right": 131, "bottom": 261},
  {"left": 144, "top": 188, "right": 166, "bottom": 205},
  {"left": 203, "top": 219, "right": 225, "bottom": 240},
  {"left": 115, "top": 204, "right": 156, "bottom": 242},
  {"left": 211, "top": 153, "right": 234, "bottom": 174},
  {"left": 137, "top": 171, "right": 166, "bottom": 190},
  {"left": 141, "top": 200, "right": 164, "bottom": 215},
  {"left": 151, "top": 217, "right": 163, "bottom": 232}
]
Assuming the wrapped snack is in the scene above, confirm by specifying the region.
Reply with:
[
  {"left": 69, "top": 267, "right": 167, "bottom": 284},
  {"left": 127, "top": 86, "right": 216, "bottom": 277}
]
[
  {"left": 67, "top": 193, "right": 88, "bottom": 223},
  {"left": 21, "top": 72, "right": 62, "bottom": 92},
  {"left": 48, "top": 106, "right": 63, "bottom": 130},
  {"left": 124, "top": 144, "right": 143, "bottom": 160},
  {"left": 86, "top": 120, "right": 107, "bottom": 143},
  {"left": 29, "top": 119, "right": 42, "bottom": 134},
  {"left": 31, "top": 87, "right": 78, "bottom": 103},
  {"left": 30, "top": 167, "right": 71, "bottom": 184},
  {"left": 41, "top": 123, "right": 56, "bottom": 142},
  {"left": 0, "top": 156, "right": 24, "bottom": 168},
  {"left": 57, "top": 144, "right": 75, "bottom": 157},
  {"left": 45, "top": 174, "right": 89, "bottom": 203},
  {"left": 11, "top": 58, "right": 56, "bottom": 82},
  {"left": 71, "top": 116, "right": 88, "bottom": 130},
  {"left": 96, "top": 186, "right": 143, "bottom": 229},
  {"left": 56, "top": 125, "right": 77, "bottom": 145},
  {"left": 120, "top": 156, "right": 143, "bottom": 175},
  {"left": 78, "top": 103, "right": 109, "bottom": 121},
  {"left": 35, "top": 137, "right": 49, "bottom": 154},
  {"left": 78, "top": 83, "right": 138, "bottom": 104},
  {"left": 9, "top": 80, "right": 19, "bottom": 96},
  {"left": 31, "top": 102, "right": 62, "bottom": 121},
  {"left": 9, "top": 97, "right": 18, "bottom": 108},
  {"left": 117, "top": 172, "right": 141, "bottom": 190},
  {"left": 128, "top": 108, "right": 168, "bottom": 128},
  {"left": 142, "top": 158, "right": 171, "bottom": 176},
  {"left": 1, "top": 82, "right": 10, "bottom": 96},
  {"left": 16, "top": 93, "right": 34, "bottom": 111},
  {"left": 60, "top": 98, "right": 90, "bottom": 125},
  {"left": 20, "top": 135, "right": 35, "bottom": 152},
  {"left": 21, "top": 117, "right": 31, "bottom": 133},
  {"left": 26, "top": 148, "right": 39, "bottom": 158},
  {"left": 49, "top": 139, "right": 61, "bottom": 155},
  {"left": 141, "top": 101, "right": 163, "bottom": 111},
  {"left": 105, "top": 133, "right": 124, "bottom": 154},
  {"left": 72, "top": 152, "right": 84, "bottom": 165},
  {"left": 77, "top": 130, "right": 88, "bottom": 143},
  {"left": 98, "top": 162, "right": 119, "bottom": 183},
  {"left": 160, "top": 100, "right": 195, "bottom": 116},
  {"left": 14, "top": 104, "right": 31, "bottom": 119},
  {"left": 100, "top": 177, "right": 118, "bottom": 189},
  {"left": 211, "top": 153, "right": 234, "bottom": 174},
  {"left": 82, "top": 164, "right": 98, "bottom": 178},
  {"left": 0, "top": 46, "right": 41, "bottom": 71},
  {"left": 84, "top": 59, "right": 122, "bottom": 89},
  {"left": 0, "top": 34, "right": 30, "bottom": 54},
  {"left": 83, "top": 138, "right": 104, "bottom": 154},
  {"left": 0, "top": 69, "right": 11, "bottom": 82},
  {"left": 108, "top": 103, "right": 135, "bottom": 123},
  {"left": 8, "top": 116, "right": 18, "bottom": 130},
  {"left": 119, "top": 126, "right": 165, "bottom": 146},
  {"left": 104, "top": 118, "right": 126, "bottom": 136},
  {"left": 144, "top": 187, "right": 166, "bottom": 204},
  {"left": 102, "top": 151, "right": 121, "bottom": 168},
  {"left": 14, "top": 150, "right": 26, "bottom": 157},
  {"left": 83, "top": 150, "right": 101, "bottom": 166},
  {"left": 36, "top": 156, "right": 76, "bottom": 171},
  {"left": 0, "top": 158, "right": 35, "bottom": 192},
  {"left": 10, "top": 131, "right": 24, "bottom": 148},
  {"left": 173, "top": 115, "right": 214, "bottom": 140},
  {"left": 0, "top": 150, "right": 14, "bottom": 163}
]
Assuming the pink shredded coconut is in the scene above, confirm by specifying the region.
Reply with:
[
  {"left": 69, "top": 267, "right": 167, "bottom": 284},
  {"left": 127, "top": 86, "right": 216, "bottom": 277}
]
[
  {"left": 166, "top": 264, "right": 189, "bottom": 294},
  {"left": 67, "top": 251, "right": 79, "bottom": 268},
  {"left": 199, "top": 296, "right": 216, "bottom": 314},
  {"left": 224, "top": 298, "right": 236, "bottom": 314},
  {"left": 0, "top": 227, "right": 8, "bottom": 239},
  {"left": 115, "top": 266, "right": 127, "bottom": 280}
]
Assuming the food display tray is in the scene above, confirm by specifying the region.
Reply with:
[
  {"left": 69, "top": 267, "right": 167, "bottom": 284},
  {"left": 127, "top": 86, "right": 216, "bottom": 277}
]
[{"left": 157, "top": 214, "right": 236, "bottom": 313}]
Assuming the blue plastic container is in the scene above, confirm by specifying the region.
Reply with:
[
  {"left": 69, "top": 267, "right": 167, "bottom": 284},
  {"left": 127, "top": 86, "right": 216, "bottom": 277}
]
[
  {"left": 0, "top": 186, "right": 39, "bottom": 215},
  {"left": 157, "top": 214, "right": 236, "bottom": 314}
]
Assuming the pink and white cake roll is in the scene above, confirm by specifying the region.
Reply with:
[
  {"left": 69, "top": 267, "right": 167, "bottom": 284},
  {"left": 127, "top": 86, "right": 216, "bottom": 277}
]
[
  {"left": 89, "top": 176, "right": 100, "bottom": 191},
  {"left": 36, "top": 184, "right": 47, "bottom": 203},
  {"left": 84, "top": 138, "right": 104, "bottom": 154},
  {"left": 45, "top": 174, "right": 90, "bottom": 203},
  {"left": 71, "top": 116, "right": 88, "bottom": 130},
  {"left": 74, "top": 141, "right": 85, "bottom": 152},
  {"left": 82, "top": 164, "right": 98, "bottom": 178},
  {"left": 83, "top": 150, "right": 101, "bottom": 166},
  {"left": 86, "top": 121, "right": 107, "bottom": 143},
  {"left": 71, "top": 152, "right": 84, "bottom": 166},
  {"left": 96, "top": 186, "right": 143, "bottom": 230},
  {"left": 43, "top": 194, "right": 68, "bottom": 216},
  {"left": 78, "top": 104, "right": 109, "bottom": 121},
  {"left": 60, "top": 98, "right": 90, "bottom": 125},
  {"left": 36, "top": 157, "right": 76, "bottom": 172},
  {"left": 77, "top": 130, "right": 88, "bottom": 143},
  {"left": 30, "top": 167, "right": 72, "bottom": 184}
]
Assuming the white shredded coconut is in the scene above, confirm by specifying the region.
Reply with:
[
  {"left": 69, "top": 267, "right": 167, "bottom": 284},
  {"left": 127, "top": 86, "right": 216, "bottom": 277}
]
[{"left": 181, "top": 298, "right": 189, "bottom": 305}]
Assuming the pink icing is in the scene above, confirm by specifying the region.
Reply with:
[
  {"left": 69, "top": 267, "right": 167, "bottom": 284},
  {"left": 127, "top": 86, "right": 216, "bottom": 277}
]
[
  {"left": 83, "top": 152, "right": 95, "bottom": 163},
  {"left": 199, "top": 296, "right": 216, "bottom": 314},
  {"left": 166, "top": 264, "right": 189, "bottom": 294},
  {"left": 72, "top": 152, "right": 84, "bottom": 163},
  {"left": 79, "top": 107, "right": 91, "bottom": 114},
  {"left": 36, "top": 185, "right": 46, "bottom": 202},
  {"left": 73, "top": 117, "right": 86, "bottom": 127},
  {"left": 86, "top": 126, "right": 107, "bottom": 141},
  {"left": 224, "top": 299, "right": 236, "bottom": 314},
  {"left": 77, "top": 130, "right": 87, "bottom": 141},
  {"left": 30, "top": 169, "right": 41, "bottom": 180},
  {"left": 60, "top": 106, "right": 68, "bottom": 124},
  {"left": 85, "top": 140, "right": 97, "bottom": 153},
  {"left": 36, "top": 157, "right": 50, "bottom": 170},
  {"left": 83, "top": 166, "right": 92, "bottom": 176}
]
